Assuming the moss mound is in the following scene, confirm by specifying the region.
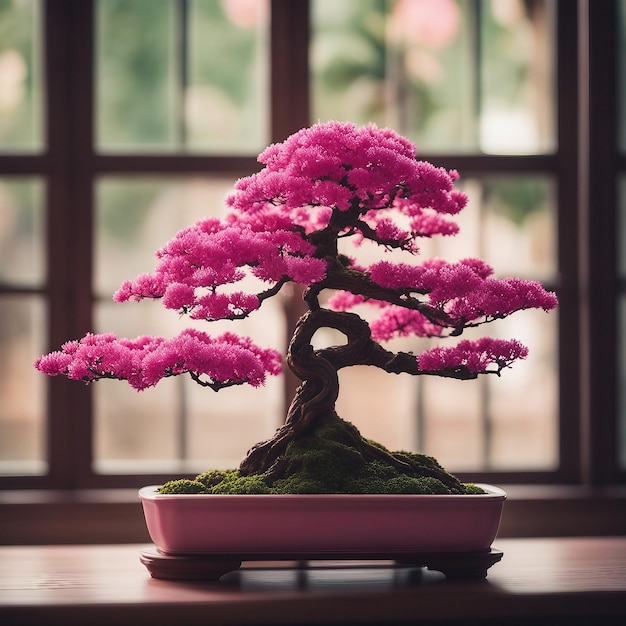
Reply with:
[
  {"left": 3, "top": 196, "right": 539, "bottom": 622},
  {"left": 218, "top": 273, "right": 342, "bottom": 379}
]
[
  {"left": 157, "top": 478, "right": 210, "bottom": 494},
  {"left": 158, "top": 416, "right": 485, "bottom": 496}
]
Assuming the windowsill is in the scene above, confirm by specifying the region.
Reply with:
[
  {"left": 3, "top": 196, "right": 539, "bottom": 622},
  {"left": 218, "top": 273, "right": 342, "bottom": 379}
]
[
  {"left": 3, "top": 538, "right": 626, "bottom": 625},
  {"left": 1, "top": 484, "right": 625, "bottom": 545}
]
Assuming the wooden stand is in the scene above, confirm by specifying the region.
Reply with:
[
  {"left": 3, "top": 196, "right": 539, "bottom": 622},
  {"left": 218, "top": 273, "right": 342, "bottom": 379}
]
[{"left": 140, "top": 546, "right": 503, "bottom": 581}]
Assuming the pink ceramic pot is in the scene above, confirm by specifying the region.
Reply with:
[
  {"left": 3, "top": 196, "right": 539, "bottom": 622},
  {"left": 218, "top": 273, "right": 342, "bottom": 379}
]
[{"left": 139, "top": 484, "right": 506, "bottom": 557}]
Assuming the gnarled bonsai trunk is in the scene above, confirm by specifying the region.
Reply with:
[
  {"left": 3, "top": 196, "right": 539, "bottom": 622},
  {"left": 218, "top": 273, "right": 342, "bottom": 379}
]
[
  {"left": 238, "top": 308, "right": 342, "bottom": 478},
  {"left": 238, "top": 307, "right": 463, "bottom": 492}
]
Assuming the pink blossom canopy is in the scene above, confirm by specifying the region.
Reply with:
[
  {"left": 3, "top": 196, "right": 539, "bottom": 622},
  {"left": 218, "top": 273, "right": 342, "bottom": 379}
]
[
  {"left": 36, "top": 121, "right": 557, "bottom": 390},
  {"left": 227, "top": 120, "right": 467, "bottom": 244},
  {"left": 35, "top": 330, "right": 281, "bottom": 391}
]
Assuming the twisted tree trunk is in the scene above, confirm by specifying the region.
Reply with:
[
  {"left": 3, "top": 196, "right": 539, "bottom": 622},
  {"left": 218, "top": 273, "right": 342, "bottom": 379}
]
[
  {"left": 238, "top": 308, "right": 342, "bottom": 477},
  {"left": 238, "top": 307, "right": 463, "bottom": 492}
]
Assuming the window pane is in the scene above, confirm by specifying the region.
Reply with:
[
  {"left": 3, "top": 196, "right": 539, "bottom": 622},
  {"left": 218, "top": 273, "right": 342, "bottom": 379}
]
[
  {"left": 96, "top": 0, "right": 178, "bottom": 150},
  {"left": 311, "top": 0, "right": 554, "bottom": 154},
  {"left": 414, "top": 307, "right": 558, "bottom": 471},
  {"left": 186, "top": 0, "right": 269, "bottom": 152},
  {"left": 417, "top": 176, "right": 557, "bottom": 281},
  {"left": 94, "top": 177, "right": 284, "bottom": 473},
  {"left": 0, "top": 296, "right": 46, "bottom": 474},
  {"left": 0, "top": 0, "right": 43, "bottom": 152},
  {"left": 0, "top": 177, "right": 45, "bottom": 287},
  {"left": 479, "top": 0, "right": 555, "bottom": 154},
  {"left": 336, "top": 175, "right": 558, "bottom": 471},
  {"left": 95, "top": 177, "right": 236, "bottom": 295},
  {"left": 0, "top": 176, "right": 46, "bottom": 476},
  {"left": 95, "top": 0, "right": 269, "bottom": 154},
  {"left": 458, "top": 176, "right": 556, "bottom": 280}
]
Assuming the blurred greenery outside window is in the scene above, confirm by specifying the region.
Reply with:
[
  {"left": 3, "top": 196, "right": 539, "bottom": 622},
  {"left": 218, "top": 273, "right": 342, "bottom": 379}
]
[
  {"left": 312, "top": 0, "right": 554, "bottom": 154},
  {"left": 0, "top": 0, "right": 43, "bottom": 152},
  {"left": 96, "top": 0, "right": 269, "bottom": 153},
  {"left": 0, "top": 0, "right": 622, "bottom": 488},
  {"left": 0, "top": 177, "right": 46, "bottom": 474}
]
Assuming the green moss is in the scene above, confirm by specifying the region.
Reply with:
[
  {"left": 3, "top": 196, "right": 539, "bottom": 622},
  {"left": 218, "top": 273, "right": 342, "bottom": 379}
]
[
  {"left": 381, "top": 476, "right": 454, "bottom": 495},
  {"left": 462, "top": 483, "right": 486, "bottom": 495},
  {"left": 195, "top": 469, "right": 237, "bottom": 489},
  {"left": 272, "top": 432, "right": 367, "bottom": 493},
  {"left": 158, "top": 416, "right": 486, "bottom": 495},
  {"left": 158, "top": 479, "right": 210, "bottom": 494},
  {"left": 393, "top": 450, "right": 447, "bottom": 472},
  {"left": 210, "top": 473, "right": 272, "bottom": 494}
]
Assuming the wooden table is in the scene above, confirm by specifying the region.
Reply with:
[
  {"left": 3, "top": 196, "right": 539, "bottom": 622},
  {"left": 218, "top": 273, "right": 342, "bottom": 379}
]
[{"left": 1, "top": 537, "right": 625, "bottom": 625}]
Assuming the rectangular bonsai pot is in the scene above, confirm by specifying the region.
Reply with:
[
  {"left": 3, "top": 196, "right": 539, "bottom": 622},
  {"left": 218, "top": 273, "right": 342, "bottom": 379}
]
[{"left": 139, "top": 484, "right": 506, "bottom": 557}]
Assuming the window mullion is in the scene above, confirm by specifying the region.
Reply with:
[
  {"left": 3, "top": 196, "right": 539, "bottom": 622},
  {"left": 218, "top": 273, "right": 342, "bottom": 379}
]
[
  {"left": 551, "top": 0, "right": 585, "bottom": 483},
  {"left": 43, "top": 0, "right": 77, "bottom": 489},
  {"left": 270, "top": 0, "right": 310, "bottom": 142},
  {"left": 50, "top": 0, "right": 97, "bottom": 489},
  {"left": 586, "top": 0, "right": 620, "bottom": 485}
]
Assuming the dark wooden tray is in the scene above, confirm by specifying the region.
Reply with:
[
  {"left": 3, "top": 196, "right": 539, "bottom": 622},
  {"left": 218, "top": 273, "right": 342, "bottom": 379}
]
[{"left": 140, "top": 546, "right": 503, "bottom": 581}]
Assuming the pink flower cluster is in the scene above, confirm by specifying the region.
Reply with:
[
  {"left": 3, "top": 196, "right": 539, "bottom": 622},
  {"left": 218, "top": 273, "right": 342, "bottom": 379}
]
[
  {"left": 34, "top": 329, "right": 282, "bottom": 391},
  {"left": 418, "top": 337, "right": 529, "bottom": 375},
  {"left": 370, "top": 257, "right": 492, "bottom": 291},
  {"left": 368, "top": 257, "right": 558, "bottom": 333},
  {"left": 227, "top": 122, "right": 467, "bottom": 242},
  {"left": 113, "top": 214, "right": 327, "bottom": 320},
  {"left": 370, "top": 306, "right": 445, "bottom": 341}
]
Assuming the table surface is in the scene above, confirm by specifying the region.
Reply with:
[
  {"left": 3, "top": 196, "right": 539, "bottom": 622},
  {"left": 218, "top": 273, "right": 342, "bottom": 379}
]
[{"left": 1, "top": 537, "right": 626, "bottom": 625}]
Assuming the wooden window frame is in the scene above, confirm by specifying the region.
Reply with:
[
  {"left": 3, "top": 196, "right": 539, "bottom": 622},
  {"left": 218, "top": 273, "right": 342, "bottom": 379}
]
[{"left": 1, "top": 0, "right": 624, "bottom": 503}]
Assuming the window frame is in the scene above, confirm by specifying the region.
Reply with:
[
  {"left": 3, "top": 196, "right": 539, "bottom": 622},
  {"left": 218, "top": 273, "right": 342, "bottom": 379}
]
[
  {"left": 0, "top": 0, "right": 623, "bottom": 497},
  {"left": 587, "top": 0, "right": 625, "bottom": 485}
]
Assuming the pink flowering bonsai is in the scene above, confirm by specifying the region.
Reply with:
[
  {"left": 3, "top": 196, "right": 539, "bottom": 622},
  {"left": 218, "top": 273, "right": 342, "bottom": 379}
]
[{"left": 36, "top": 122, "right": 557, "bottom": 495}]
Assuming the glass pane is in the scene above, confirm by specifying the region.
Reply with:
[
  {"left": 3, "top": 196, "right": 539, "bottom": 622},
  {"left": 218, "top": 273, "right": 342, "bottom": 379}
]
[
  {"left": 186, "top": 0, "right": 269, "bottom": 152},
  {"left": 0, "top": 295, "right": 46, "bottom": 474},
  {"left": 0, "top": 0, "right": 43, "bottom": 152},
  {"left": 486, "top": 308, "right": 558, "bottom": 469},
  {"left": 311, "top": 0, "right": 554, "bottom": 154},
  {"left": 336, "top": 175, "right": 558, "bottom": 471},
  {"left": 420, "top": 175, "right": 557, "bottom": 280},
  {"left": 96, "top": 0, "right": 178, "bottom": 150},
  {"left": 311, "top": 0, "right": 476, "bottom": 150},
  {"left": 479, "top": 0, "right": 555, "bottom": 154},
  {"left": 95, "top": 177, "right": 236, "bottom": 295},
  {"left": 0, "top": 177, "right": 45, "bottom": 287},
  {"left": 414, "top": 308, "right": 558, "bottom": 471},
  {"left": 94, "top": 177, "right": 284, "bottom": 472},
  {"left": 477, "top": 176, "right": 556, "bottom": 280},
  {"left": 96, "top": 0, "right": 269, "bottom": 154}
]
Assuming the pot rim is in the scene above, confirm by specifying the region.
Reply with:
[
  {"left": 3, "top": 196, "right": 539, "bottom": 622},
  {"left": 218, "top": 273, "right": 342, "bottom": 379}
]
[{"left": 139, "top": 483, "right": 506, "bottom": 501}]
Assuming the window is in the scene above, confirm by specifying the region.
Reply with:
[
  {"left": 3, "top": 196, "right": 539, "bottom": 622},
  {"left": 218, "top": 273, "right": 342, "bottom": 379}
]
[
  {"left": 312, "top": 0, "right": 560, "bottom": 474},
  {"left": 0, "top": 0, "right": 624, "bottom": 493}
]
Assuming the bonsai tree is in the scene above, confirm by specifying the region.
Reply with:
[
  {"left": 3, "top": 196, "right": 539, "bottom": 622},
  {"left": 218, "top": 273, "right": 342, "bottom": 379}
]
[{"left": 36, "top": 122, "right": 557, "bottom": 495}]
